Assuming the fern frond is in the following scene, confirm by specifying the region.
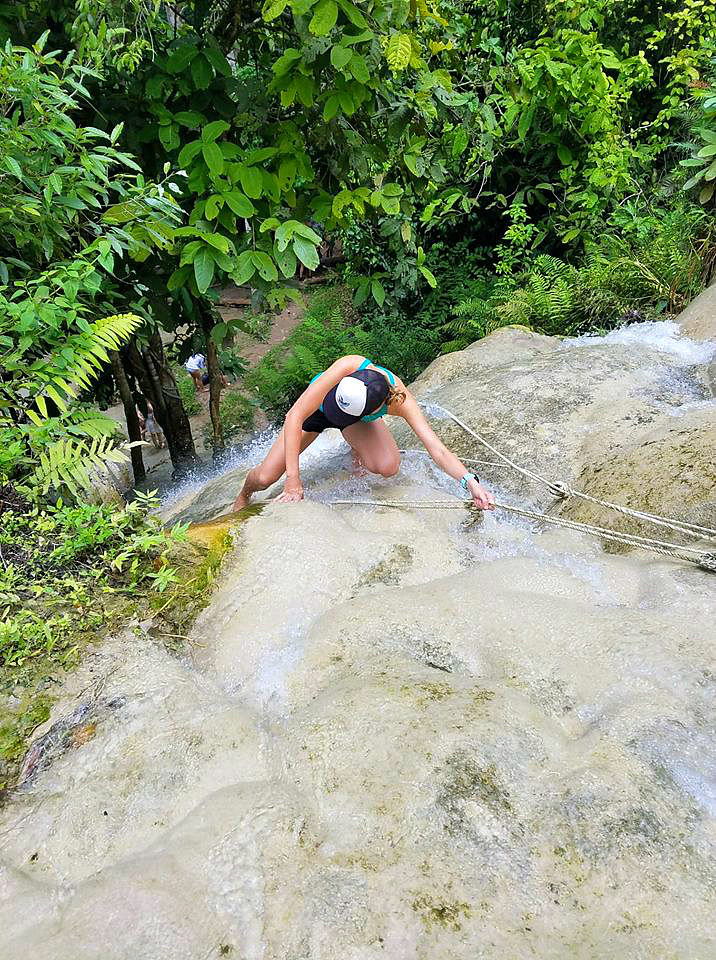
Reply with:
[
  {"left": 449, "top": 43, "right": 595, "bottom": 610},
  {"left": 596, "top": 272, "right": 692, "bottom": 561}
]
[{"left": 31, "top": 435, "right": 129, "bottom": 498}]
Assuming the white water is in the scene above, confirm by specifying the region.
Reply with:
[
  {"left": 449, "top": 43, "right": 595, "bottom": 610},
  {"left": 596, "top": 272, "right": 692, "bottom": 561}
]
[{"left": 1, "top": 323, "right": 715, "bottom": 959}]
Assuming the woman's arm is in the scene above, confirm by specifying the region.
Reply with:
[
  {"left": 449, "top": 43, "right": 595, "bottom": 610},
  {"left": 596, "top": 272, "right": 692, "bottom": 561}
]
[
  {"left": 397, "top": 392, "right": 496, "bottom": 510},
  {"left": 278, "top": 354, "right": 366, "bottom": 501}
]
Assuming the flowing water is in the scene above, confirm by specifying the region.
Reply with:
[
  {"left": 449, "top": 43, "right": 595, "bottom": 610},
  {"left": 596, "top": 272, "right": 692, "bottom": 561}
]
[{"left": 1, "top": 323, "right": 715, "bottom": 959}]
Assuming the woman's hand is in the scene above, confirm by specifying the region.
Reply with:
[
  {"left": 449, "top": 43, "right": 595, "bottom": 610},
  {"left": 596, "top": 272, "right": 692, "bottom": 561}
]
[
  {"left": 277, "top": 477, "right": 304, "bottom": 503},
  {"left": 467, "top": 476, "right": 495, "bottom": 510}
]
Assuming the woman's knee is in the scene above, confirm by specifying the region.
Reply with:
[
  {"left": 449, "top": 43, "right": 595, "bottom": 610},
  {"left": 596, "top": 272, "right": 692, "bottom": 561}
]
[{"left": 375, "top": 453, "right": 400, "bottom": 478}]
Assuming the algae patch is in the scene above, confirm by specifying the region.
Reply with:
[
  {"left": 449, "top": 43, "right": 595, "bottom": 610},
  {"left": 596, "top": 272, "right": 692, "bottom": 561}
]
[{"left": 411, "top": 893, "right": 472, "bottom": 932}]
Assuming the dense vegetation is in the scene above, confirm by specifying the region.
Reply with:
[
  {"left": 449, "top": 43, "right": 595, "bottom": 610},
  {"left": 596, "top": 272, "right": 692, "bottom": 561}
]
[{"left": 1, "top": 0, "right": 715, "bottom": 775}]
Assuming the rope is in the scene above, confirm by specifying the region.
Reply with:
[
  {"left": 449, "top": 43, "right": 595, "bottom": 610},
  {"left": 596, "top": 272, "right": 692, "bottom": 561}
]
[
  {"left": 328, "top": 498, "right": 716, "bottom": 573},
  {"left": 420, "top": 402, "right": 716, "bottom": 542}
]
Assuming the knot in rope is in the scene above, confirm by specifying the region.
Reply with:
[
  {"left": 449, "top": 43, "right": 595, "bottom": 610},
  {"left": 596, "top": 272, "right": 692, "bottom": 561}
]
[
  {"left": 698, "top": 553, "right": 716, "bottom": 573},
  {"left": 546, "top": 480, "right": 571, "bottom": 499}
]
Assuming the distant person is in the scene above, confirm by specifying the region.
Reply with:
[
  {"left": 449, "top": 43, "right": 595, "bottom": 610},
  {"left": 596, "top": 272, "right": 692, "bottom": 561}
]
[
  {"left": 233, "top": 355, "right": 495, "bottom": 511},
  {"left": 143, "top": 403, "right": 165, "bottom": 450},
  {"left": 185, "top": 354, "right": 206, "bottom": 393}
]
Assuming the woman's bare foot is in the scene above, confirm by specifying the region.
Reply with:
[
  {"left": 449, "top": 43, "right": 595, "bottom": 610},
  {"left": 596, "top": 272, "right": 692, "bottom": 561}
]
[{"left": 233, "top": 491, "right": 250, "bottom": 511}]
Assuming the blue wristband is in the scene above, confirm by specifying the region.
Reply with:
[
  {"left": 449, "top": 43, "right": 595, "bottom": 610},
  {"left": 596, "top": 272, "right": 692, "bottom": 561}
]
[{"left": 461, "top": 472, "right": 479, "bottom": 490}]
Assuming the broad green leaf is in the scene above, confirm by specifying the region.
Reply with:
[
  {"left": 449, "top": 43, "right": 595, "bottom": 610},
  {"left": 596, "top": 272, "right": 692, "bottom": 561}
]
[
  {"left": 224, "top": 190, "right": 256, "bottom": 217},
  {"left": 203, "top": 234, "right": 232, "bottom": 253},
  {"left": 168, "top": 266, "right": 191, "bottom": 291},
  {"left": 293, "top": 235, "right": 320, "bottom": 270},
  {"left": 194, "top": 247, "right": 215, "bottom": 293},
  {"left": 240, "top": 165, "right": 264, "bottom": 199},
  {"left": 295, "top": 75, "right": 315, "bottom": 106},
  {"left": 263, "top": 0, "right": 289, "bottom": 20},
  {"left": 323, "top": 95, "right": 340, "bottom": 120},
  {"left": 276, "top": 221, "right": 296, "bottom": 250},
  {"left": 683, "top": 170, "right": 706, "bottom": 191},
  {"left": 165, "top": 45, "right": 198, "bottom": 74},
  {"left": 697, "top": 144, "right": 716, "bottom": 158},
  {"left": 178, "top": 140, "right": 203, "bottom": 168},
  {"left": 205, "top": 195, "right": 223, "bottom": 220},
  {"left": 202, "top": 142, "right": 224, "bottom": 176},
  {"left": 211, "top": 322, "right": 228, "bottom": 345},
  {"left": 344, "top": 29, "right": 374, "bottom": 45},
  {"left": 4, "top": 157, "right": 22, "bottom": 178},
  {"left": 202, "top": 120, "right": 230, "bottom": 143},
  {"left": 338, "top": 91, "right": 355, "bottom": 114},
  {"left": 349, "top": 53, "right": 370, "bottom": 84},
  {"left": 557, "top": 144, "right": 573, "bottom": 165},
  {"left": 371, "top": 279, "right": 386, "bottom": 306},
  {"left": 517, "top": 107, "right": 532, "bottom": 140},
  {"left": 418, "top": 265, "right": 436, "bottom": 288},
  {"left": 337, "top": 0, "right": 367, "bottom": 27},
  {"left": 281, "top": 82, "right": 297, "bottom": 107},
  {"left": 233, "top": 250, "right": 256, "bottom": 284},
  {"left": 310, "top": 0, "right": 338, "bottom": 36},
  {"left": 246, "top": 147, "right": 279, "bottom": 163},
  {"left": 354, "top": 280, "right": 370, "bottom": 306},
  {"left": 204, "top": 45, "right": 232, "bottom": 76},
  {"left": 401, "top": 222, "right": 412, "bottom": 244},
  {"left": 385, "top": 33, "right": 412, "bottom": 71},
  {"left": 191, "top": 54, "right": 213, "bottom": 90},
  {"left": 273, "top": 48, "right": 302, "bottom": 76},
  {"left": 331, "top": 45, "right": 353, "bottom": 70},
  {"left": 452, "top": 127, "right": 468, "bottom": 158},
  {"left": 260, "top": 217, "right": 282, "bottom": 233},
  {"left": 276, "top": 245, "right": 297, "bottom": 277},
  {"left": 174, "top": 110, "right": 206, "bottom": 128},
  {"left": 293, "top": 222, "right": 322, "bottom": 244},
  {"left": 699, "top": 182, "right": 715, "bottom": 204},
  {"left": 252, "top": 251, "right": 279, "bottom": 281},
  {"left": 278, "top": 157, "right": 297, "bottom": 190}
]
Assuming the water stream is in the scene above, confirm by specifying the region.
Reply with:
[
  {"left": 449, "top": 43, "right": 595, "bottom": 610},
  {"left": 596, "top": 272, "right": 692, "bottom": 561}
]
[{"left": 1, "top": 322, "right": 714, "bottom": 959}]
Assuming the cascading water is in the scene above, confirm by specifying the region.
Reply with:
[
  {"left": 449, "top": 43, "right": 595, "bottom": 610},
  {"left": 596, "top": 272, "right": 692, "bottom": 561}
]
[{"left": 1, "top": 321, "right": 714, "bottom": 960}]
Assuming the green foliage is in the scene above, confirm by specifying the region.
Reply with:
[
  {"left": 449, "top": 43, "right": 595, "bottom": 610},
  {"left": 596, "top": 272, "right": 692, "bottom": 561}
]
[
  {"left": 444, "top": 205, "right": 712, "bottom": 348},
  {"left": 0, "top": 491, "right": 188, "bottom": 671},
  {"left": 0, "top": 695, "right": 51, "bottom": 766},
  {"left": 246, "top": 287, "right": 369, "bottom": 420},
  {"left": 176, "top": 368, "right": 202, "bottom": 416},
  {"left": 680, "top": 71, "right": 716, "bottom": 206},
  {"left": 0, "top": 38, "right": 180, "bottom": 497}
]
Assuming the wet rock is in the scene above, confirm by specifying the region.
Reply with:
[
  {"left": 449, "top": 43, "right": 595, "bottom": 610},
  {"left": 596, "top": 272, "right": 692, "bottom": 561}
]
[
  {"left": 562, "top": 407, "right": 716, "bottom": 542},
  {"left": 1, "top": 320, "right": 715, "bottom": 960}
]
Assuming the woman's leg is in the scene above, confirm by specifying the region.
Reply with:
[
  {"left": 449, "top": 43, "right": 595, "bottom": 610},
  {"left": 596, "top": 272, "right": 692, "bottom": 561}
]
[
  {"left": 234, "top": 428, "right": 319, "bottom": 509},
  {"left": 341, "top": 420, "right": 400, "bottom": 477}
]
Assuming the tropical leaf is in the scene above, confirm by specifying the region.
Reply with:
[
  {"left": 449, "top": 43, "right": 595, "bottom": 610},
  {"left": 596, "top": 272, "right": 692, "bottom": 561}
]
[
  {"left": 32, "top": 435, "right": 130, "bottom": 498},
  {"left": 385, "top": 33, "right": 412, "bottom": 71}
]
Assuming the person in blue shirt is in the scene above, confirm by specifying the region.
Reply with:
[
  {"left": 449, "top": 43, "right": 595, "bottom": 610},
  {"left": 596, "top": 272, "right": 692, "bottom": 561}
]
[{"left": 234, "top": 355, "right": 495, "bottom": 511}]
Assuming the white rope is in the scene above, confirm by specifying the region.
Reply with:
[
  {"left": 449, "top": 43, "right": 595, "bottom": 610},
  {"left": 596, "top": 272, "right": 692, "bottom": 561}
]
[
  {"left": 328, "top": 498, "right": 716, "bottom": 573},
  {"left": 420, "top": 402, "right": 716, "bottom": 542}
]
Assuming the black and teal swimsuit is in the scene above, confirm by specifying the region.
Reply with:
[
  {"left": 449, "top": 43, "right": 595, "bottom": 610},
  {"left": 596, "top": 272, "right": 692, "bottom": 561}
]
[{"left": 302, "top": 358, "right": 396, "bottom": 433}]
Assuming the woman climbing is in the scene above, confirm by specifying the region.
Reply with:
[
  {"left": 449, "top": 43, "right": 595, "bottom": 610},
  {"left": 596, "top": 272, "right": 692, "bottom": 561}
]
[{"left": 234, "top": 355, "right": 496, "bottom": 511}]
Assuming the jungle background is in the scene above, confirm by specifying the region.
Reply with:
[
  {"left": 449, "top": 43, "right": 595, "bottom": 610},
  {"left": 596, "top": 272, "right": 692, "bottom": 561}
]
[{"left": 1, "top": 0, "right": 715, "bottom": 784}]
